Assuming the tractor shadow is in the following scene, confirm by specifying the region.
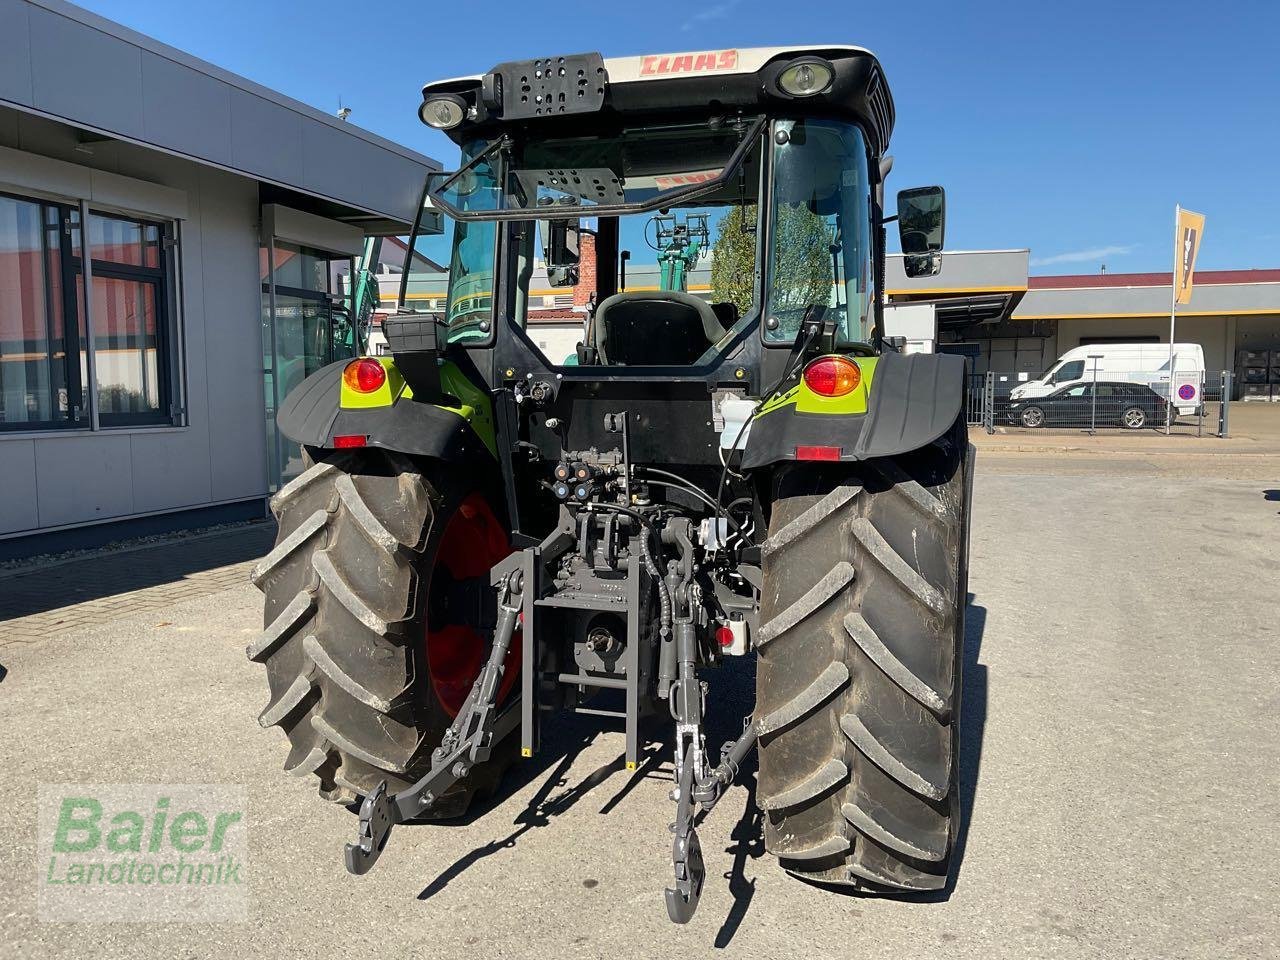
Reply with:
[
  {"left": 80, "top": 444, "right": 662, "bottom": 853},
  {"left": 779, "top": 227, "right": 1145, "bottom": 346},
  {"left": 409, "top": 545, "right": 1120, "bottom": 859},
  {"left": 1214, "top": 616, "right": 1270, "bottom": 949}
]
[
  {"left": 948, "top": 592, "right": 988, "bottom": 895},
  {"left": 413, "top": 658, "right": 767, "bottom": 924},
  {"left": 711, "top": 760, "right": 764, "bottom": 948},
  {"left": 875, "top": 591, "right": 987, "bottom": 902},
  {"left": 414, "top": 712, "right": 668, "bottom": 903}
]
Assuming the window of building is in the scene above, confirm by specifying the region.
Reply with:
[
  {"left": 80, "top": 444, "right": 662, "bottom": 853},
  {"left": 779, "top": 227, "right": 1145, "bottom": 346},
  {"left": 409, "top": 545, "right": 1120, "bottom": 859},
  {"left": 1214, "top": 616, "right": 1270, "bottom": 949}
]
[
  {"left": 80, "top": 210, "right": 172, "bottom": 426},
  {"left": 0, "top": 190, "right": 178, "bottom": 432},
  {"left": 0, "top": 193, "right": 83, "bottom": 429}
]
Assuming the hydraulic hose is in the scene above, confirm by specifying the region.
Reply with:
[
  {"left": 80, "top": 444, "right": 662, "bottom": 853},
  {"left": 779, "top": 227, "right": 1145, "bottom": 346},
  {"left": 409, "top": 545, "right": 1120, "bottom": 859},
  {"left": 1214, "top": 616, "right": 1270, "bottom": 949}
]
[{"left": 640, "top": 526, "right": 672, "bottom": 637}]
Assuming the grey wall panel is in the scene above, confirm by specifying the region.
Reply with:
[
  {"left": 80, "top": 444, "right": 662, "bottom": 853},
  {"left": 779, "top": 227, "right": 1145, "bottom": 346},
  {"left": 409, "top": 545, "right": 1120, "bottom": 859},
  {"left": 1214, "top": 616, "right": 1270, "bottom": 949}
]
[
  {"left": 888, "top": 250, "right": 1030, "bottom": 292},
  {"left": 141, "top": 51, "right": 232, "bottom": 167},
  {"left": 301, "top": 122, "right": 428, "bottom": 224},
  {"left": 28, "top": 5, "right": 144, "bottom": 139},
  {"left": 229, "top": 88, "right": 303, "bottom": 189},
  {"left": 0, "top": 0, "right": 34, "bottom": 107},
  {"left": 195, "top": 167, "right": 269, "bottom": 502},
  {"left": 34, "top": 433, "right": 133, "bottom": 527},
  {"left": 4, "top": 2, "right": 437, "bottom": 225},
  {"left": 129, "top": 429, "right": 213, "bottom": 512},
  {"left": 0, "top": 438, "right": 38, "bottom": 534}
]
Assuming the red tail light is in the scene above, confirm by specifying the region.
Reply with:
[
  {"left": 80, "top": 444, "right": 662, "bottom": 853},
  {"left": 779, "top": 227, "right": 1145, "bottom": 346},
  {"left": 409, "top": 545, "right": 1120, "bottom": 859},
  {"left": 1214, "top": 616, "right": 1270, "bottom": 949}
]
[
  {"left": 343, "top": 358, "right": 386, "bottom": 393},
  {"left": 332, "top": 435, "right": 368, "bottom": 448},
  {"left": 802, "top": 357, "right": 861, "bottom": 397}
]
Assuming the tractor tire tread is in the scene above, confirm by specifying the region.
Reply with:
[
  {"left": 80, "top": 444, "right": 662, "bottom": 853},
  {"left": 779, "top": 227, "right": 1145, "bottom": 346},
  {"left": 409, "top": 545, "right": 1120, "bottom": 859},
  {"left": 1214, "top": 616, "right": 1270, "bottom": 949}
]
[{"left": 755, "top": 419, "right": 970, "bottom": 890}]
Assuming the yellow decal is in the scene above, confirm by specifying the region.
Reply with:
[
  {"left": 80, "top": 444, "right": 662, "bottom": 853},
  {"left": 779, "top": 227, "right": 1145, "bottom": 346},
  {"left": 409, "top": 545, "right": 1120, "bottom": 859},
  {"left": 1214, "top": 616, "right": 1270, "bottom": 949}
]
[{"left": 756, "top": 356, "right": 879, "bottom": 418}]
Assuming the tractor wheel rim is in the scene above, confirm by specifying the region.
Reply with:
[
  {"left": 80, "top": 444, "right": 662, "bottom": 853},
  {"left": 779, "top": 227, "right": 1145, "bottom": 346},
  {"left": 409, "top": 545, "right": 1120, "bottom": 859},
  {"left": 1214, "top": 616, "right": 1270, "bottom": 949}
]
[{"left": 425, "top": 493, "right": 518, "bottom": 717}]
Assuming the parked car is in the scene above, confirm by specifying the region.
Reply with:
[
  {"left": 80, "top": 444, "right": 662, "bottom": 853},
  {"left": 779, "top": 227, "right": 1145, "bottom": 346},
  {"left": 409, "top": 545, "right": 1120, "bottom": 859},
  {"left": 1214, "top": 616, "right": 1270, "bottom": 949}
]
[
  {"left": 1005, "top": 381, "right": 1169, "bottom": 429},
  {"left": 1009, "top": 342, "right": 1205, "bottom": 415}
]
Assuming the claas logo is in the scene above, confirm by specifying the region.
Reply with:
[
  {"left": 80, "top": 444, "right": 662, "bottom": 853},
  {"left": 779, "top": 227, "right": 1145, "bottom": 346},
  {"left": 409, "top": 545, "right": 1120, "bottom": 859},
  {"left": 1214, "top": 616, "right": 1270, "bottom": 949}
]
[{"left": 641, "top": 50, "right": 739, "bottom": 76}]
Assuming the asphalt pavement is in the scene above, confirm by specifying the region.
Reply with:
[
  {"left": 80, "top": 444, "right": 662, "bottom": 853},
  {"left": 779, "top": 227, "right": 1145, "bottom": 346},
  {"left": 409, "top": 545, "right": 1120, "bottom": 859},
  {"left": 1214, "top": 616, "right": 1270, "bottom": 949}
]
[{"left": 2, "top": 460, "right": 1278, "bottom": 958}]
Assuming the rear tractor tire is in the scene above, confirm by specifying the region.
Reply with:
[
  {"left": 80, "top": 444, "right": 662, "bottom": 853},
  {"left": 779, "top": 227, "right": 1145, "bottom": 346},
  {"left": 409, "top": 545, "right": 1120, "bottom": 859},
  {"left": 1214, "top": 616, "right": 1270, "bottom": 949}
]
[
  {"left": 247, "top": 449, "right": 517, "bottom": 816},
  {"left": 755, "top": 418, "right": 971, "bottom": 891}
]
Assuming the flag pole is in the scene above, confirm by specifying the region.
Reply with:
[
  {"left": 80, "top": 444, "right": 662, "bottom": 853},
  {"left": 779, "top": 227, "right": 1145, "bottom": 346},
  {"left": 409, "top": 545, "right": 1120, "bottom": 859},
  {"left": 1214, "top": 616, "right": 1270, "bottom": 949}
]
[{"left": 1167, "top": 203, "right": 1179, "bottom": 434}]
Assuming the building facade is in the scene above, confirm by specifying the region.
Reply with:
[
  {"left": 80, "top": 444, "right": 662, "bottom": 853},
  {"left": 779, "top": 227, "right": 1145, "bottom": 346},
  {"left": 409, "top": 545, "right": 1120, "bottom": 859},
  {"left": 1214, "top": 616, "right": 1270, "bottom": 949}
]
[{"left": 0, "top": 0, "right": 436, "bottom": 556}]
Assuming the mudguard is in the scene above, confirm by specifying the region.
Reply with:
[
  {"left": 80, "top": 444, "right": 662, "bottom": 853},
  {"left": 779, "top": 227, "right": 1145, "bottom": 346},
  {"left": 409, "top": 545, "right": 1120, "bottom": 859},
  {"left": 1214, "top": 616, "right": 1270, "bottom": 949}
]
[
  {"left": 276, "top": 359, "right": 496, "bottom": 464},
  {"left": 741, "top": 351, "right": 966, "bottom": 468}
]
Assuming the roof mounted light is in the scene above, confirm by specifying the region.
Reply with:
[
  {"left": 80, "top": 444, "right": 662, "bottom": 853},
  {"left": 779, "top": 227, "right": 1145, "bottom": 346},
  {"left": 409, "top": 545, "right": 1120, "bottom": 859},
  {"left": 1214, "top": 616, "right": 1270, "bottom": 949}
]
[
  {"left": 776, "top": 58, "right": 834, "bottom": 97},
  {"left": 419, "top": 93, "right": 467, "bottom": 130}
]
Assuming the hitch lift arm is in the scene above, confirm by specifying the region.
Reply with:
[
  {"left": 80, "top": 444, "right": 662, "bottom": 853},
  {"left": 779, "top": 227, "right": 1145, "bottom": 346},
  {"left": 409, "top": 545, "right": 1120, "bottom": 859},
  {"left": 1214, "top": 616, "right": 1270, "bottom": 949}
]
[{"left": 345, "top": 567, "right": 525, "bottom": 876}]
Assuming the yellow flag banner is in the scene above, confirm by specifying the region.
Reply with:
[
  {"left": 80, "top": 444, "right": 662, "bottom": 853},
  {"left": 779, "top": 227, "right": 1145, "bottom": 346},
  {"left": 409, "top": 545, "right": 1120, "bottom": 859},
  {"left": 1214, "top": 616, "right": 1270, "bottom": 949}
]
[{"left": 1174, "top": 207, "right": 1205, "bottom": 305}]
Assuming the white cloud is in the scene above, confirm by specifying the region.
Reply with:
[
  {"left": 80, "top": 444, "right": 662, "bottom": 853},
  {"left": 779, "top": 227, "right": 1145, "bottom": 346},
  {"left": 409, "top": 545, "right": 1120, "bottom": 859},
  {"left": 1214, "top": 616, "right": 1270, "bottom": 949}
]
[
  {"left": 1029, "top": 245, "right": 1136, "bottom": 267},
  {"left": 681, "top": 0, "right": 740, "bottom": 31}
]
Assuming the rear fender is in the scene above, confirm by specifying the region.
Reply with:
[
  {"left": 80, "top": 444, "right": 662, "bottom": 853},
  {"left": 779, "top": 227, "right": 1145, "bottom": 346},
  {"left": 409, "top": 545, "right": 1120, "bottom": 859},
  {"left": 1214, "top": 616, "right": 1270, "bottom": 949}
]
[
  {"left": 275, "top": 358, "right": 497, "bottom": 463},
  {"left": 741, "top": 352, "right": 966, "bottom": 468}
]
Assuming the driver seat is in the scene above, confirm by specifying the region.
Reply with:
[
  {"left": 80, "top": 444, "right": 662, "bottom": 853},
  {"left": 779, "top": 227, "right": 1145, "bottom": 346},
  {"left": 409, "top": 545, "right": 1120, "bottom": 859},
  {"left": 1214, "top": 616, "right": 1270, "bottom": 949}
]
[{"left": 589, "top": 291, "right": 726, "bottom": 366}]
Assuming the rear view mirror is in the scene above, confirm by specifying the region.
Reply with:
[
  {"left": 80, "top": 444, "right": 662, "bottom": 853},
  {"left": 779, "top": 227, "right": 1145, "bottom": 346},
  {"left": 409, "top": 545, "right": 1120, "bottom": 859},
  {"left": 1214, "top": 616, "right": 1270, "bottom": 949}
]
[
  {"left": 897, "top": 186, "right": 945, "bottom": 278},
  {"left": 542, "top": 218, "right": 581, "bottom": 286}
]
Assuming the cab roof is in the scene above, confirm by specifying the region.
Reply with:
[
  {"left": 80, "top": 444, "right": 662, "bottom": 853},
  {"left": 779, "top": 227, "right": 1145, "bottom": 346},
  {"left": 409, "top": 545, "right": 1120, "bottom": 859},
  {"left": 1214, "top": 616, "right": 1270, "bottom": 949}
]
[{"left": 421, "top": 46, "right": 895, "bottom": 157}]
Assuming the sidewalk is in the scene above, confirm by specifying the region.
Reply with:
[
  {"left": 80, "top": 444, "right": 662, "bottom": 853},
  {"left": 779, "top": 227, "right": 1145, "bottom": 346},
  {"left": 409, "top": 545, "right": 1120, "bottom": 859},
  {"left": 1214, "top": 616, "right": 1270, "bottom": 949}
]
[
  {"left": 969, "top": 427, "right": 1280, "bottom": 457},
  {"left": 970, "top": 401, "right": 1280, "bottom": 458},
  {"left": 0, "top": 522, "right": 276, "bottom": 647}
]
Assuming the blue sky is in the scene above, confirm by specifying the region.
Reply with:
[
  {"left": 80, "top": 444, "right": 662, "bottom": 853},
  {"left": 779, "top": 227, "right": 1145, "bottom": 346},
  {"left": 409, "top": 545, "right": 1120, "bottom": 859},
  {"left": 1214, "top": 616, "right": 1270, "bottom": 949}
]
[{"left": 79, "top": 0, "right": 1280, "bottom": 274}]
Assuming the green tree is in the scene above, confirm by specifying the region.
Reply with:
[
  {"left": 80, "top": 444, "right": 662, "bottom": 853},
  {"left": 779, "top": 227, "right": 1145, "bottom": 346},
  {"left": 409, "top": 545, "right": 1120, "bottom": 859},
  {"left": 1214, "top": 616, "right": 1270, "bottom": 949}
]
[
  {"left": 768, "top": 203, "right": 834, "bottom": 338},
  {"left": 710, "top": 205, "right": 757, "bottom": 317},
  {"left": 710, "top": 203, "right": 833, "bottom": 336}
]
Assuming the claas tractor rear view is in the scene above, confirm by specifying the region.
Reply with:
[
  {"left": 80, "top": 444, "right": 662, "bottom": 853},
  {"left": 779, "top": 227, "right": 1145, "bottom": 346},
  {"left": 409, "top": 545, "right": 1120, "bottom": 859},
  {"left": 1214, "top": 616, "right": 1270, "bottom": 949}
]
[{"left": 247, "top": 45, "right": 971, "bottom": 924}]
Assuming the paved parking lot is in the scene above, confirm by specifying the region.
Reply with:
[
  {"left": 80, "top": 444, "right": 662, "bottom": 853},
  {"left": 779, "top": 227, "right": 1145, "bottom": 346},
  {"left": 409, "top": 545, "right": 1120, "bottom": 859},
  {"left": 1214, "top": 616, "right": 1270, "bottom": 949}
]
[{"left": 2, "top": 457, "right": 1278, "bottom": 958}]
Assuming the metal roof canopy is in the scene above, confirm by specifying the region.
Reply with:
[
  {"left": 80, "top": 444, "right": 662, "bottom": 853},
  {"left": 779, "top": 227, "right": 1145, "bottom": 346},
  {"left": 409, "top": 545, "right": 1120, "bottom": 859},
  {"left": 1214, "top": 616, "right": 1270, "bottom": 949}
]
[
  {"left": 0, "top": 0, "right": 439, "bottom": 230},
  {"left": 887, "top": 250, "right": 1029, "bottom": 331}
]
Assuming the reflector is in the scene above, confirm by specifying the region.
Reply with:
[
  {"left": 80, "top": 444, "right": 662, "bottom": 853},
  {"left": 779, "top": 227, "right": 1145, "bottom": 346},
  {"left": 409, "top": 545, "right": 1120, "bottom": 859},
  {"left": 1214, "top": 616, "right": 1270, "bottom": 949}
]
[{"left": 795, "top": 445, "right": 841, "bottom": 461}]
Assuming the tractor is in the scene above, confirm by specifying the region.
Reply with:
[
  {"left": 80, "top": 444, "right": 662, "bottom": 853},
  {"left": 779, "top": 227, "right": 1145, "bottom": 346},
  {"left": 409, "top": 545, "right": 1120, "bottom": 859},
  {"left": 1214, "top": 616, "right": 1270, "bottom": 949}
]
[{"left": 248, "top": 45, "right": 971, "bottom": 924}]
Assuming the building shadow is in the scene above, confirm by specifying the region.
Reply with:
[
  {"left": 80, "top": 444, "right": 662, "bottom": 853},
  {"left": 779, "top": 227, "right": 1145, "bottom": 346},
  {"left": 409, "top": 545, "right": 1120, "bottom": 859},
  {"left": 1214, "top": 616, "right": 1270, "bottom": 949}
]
[{"left": 0, "top": 522, "right": 277, "bottom": 621}]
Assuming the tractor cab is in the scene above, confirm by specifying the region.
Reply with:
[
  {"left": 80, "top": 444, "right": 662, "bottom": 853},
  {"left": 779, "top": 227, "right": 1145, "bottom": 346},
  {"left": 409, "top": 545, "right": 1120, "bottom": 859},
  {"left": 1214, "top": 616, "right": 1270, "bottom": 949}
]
[{"left": 394, "top": 47, "right": 940, "bottom": 380}]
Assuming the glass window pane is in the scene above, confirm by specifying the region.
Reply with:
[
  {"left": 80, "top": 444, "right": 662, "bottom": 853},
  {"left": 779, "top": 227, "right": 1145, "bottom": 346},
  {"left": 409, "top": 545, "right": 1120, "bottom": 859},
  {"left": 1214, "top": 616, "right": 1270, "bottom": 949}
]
[
  {"left": 87, "top": 213, "right": 161, "bottom": 268},
  {"left": 0, "top": 194, "right": 69, "bottom": 426},
  {"left": 765, "top": 120, "right": 871, "bottom": 344},
  {"left": 92, "top": 275, "right": 161, "bottom": 416},
  {"left": 271, "top": 242, "right": 329, "bottom": 293}
]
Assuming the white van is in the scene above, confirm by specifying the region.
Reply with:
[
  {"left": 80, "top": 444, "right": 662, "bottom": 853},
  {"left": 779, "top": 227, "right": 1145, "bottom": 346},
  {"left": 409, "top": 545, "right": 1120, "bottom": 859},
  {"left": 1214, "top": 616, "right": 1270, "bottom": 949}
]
[{"left": 1010, "top": 343, "right": 1206, "bottom": 414}]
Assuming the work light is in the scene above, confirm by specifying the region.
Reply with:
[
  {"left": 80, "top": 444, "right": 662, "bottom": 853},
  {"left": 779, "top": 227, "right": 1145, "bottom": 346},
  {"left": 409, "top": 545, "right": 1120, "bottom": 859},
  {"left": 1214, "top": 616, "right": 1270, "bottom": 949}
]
[
  {"left": 419, "top": 94, "right": 467, "bottom": 130},
  {"left": 777, "top": 59, "right": 834, "bottom": 97}
]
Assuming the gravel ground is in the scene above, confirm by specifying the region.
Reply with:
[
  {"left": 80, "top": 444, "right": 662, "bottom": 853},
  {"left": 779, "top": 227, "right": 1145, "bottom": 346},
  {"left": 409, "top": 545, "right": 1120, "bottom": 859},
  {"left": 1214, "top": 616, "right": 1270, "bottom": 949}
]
[{"left": 1, "top": 462, "right": 1277, "bottom": 958}]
